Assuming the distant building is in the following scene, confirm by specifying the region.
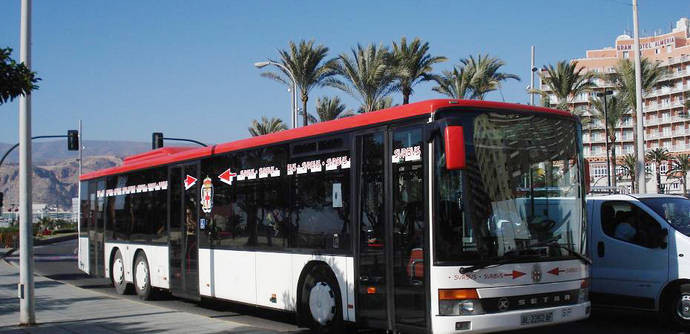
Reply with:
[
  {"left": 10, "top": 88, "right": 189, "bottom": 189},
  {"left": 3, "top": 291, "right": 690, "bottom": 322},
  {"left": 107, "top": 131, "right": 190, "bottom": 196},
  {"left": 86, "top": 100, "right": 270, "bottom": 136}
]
[{"left": 540, "top": 17, "right": 690, "bottom": 194}]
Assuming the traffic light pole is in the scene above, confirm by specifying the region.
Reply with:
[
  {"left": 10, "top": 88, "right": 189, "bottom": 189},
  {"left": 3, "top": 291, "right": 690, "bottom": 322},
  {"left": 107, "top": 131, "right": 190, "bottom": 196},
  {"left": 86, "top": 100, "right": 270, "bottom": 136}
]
[{"left": 0, "top": 135, "right": 71, "bottom": 170}]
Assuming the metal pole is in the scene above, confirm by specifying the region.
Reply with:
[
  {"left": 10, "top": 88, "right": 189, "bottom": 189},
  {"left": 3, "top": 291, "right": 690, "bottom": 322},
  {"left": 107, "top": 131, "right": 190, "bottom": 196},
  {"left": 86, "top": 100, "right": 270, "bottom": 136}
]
[
  {"left": 78, "top": 120, "right": 82, "bottom": 224},
  {"left": 632, "top": 0, "right": 646, "bottom": 194},
  {"left": 530, "top": 46, "right": 535, "bottom": 106},
  {"left": 603, "top": 94, "right": 611, "bottom": 188},
  {"left": 18, "top": 0, "right": 35, "bottom": 325},
  {"left": 291, "top": 83, "right": 296, "bottom": 129}
]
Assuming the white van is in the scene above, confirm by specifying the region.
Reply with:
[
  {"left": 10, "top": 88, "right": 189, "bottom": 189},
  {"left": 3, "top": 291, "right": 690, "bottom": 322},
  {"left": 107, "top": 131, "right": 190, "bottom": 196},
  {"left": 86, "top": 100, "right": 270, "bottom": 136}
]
[{"left": 587, "top": 194, "right": 690, "bottom": 328}]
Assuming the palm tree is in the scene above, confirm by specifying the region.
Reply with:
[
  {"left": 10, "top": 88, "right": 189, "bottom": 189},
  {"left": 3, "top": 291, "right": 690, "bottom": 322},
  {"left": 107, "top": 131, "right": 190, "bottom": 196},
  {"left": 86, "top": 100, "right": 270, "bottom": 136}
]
[
  {"left": 611, "top": 58, "right": 666, "bottom": 112},
  {"left": 620, "top": 153, "right": 639, "bottom": 193},
  {"left": 327, "top": 43, "right": 397, "bottom": 113},
  {"left": 646, "top": 148, "right": 671, "bottom": 193},
  {"left": 459, "top": 54, "right": 520, "bottom": 100},
  {"left": 588, "top": 94, "right": 627, "bottom": 187},
  {"left": 314, "top": 96, "right": 353, "bottom": 122},
  {"left": 431, "top": 67, "right": 474, "bottom": 99},
  {"left": 248, "top": 117, "right": 287, "bottom": 136},
  {"left": 531, "top": 60, "right": 596, "bottom": 111},
  {"left": 668, "top": 154, "right": 690, "bottom": 197},
  {"left": 391, "top": 37, "right": 446, "bottom": 104},
  {"left": 357, "top": 96, "right": 394, "bottom": 113},
  {"left": 259, "top": 40, "right": 336, "bottom": 127}
]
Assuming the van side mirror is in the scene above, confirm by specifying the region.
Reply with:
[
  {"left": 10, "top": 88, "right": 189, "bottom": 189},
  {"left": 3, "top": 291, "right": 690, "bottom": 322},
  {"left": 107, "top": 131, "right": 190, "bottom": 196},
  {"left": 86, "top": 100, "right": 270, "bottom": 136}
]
[{"left": 444, "top": 126, "right": 466, "bottom": 170}]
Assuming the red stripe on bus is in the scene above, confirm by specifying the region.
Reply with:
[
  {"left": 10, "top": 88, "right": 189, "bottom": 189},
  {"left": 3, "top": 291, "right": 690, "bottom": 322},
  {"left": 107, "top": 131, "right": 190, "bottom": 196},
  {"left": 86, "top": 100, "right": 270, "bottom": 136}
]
[{"left": 80, "top": 99, "right": 572, "bottom": 181}]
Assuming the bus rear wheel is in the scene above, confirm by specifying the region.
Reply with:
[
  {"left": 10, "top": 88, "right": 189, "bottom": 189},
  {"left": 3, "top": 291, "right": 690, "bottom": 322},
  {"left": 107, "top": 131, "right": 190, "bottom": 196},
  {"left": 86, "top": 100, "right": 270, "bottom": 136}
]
[
  {"left": 112, "top": 249, "right": 132, "bottom": 295},
  {"left": 133, "top": 252, "right": 153, "bottom": 300},
  {"left": 299, "top": 265, "right": 343, "bottom": 334}
]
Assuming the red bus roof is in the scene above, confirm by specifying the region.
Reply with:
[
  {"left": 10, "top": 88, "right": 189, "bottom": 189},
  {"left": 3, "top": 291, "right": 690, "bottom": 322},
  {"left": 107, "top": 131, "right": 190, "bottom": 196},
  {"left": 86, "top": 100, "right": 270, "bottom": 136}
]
[{"left": 80, "top": 99, "right": 573, "bottom": 181}]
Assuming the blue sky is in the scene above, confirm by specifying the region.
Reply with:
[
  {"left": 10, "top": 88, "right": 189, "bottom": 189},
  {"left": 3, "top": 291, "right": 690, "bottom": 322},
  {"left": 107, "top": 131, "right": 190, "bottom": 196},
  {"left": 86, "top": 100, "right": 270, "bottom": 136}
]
[{"left": 1, "top": 0, "right": 689, "bottom": 146}]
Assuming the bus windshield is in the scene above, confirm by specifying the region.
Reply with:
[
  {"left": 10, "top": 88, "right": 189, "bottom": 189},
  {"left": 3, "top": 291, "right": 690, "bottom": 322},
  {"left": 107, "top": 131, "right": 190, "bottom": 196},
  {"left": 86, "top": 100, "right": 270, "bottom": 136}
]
[{"left": 434, "top": 111, "right": 585, "bottom": 265}]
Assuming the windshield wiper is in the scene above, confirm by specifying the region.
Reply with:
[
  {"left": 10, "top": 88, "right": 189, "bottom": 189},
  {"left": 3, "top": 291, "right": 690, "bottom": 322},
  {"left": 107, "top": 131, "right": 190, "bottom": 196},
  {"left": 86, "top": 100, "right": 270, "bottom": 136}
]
[
  {"left": 527, "top": 241, "right": 592, "bottom": 265},
  {"left": 546, "top": 242, "right": 592, "bottom": 265},
  {"left": 458, "top": 257, "right": 529, "bottom": 274}
]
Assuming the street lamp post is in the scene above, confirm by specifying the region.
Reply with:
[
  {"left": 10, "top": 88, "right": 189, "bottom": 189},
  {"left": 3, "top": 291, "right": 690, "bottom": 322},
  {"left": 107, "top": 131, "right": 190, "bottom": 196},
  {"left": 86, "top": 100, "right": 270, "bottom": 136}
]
[
  {"left": 597, "top": 90, "right": 614, "bottom": 188},
  {"left": 254, "top": 61, "right": 299, "bottom": 129}
]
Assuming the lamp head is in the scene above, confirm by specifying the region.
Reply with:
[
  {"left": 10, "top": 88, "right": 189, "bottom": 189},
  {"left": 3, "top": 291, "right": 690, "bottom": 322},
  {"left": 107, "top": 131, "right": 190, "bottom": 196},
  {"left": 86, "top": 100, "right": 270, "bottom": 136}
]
[{"left": 254, "top": 61, "right": 270, "bottom": 69}]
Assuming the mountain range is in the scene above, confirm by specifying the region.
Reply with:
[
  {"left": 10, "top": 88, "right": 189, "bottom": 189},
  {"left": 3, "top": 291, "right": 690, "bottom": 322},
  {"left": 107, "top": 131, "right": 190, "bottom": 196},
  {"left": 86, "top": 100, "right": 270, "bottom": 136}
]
[{"left": 0, "top": 140, "right": 153, "bottom": 211}]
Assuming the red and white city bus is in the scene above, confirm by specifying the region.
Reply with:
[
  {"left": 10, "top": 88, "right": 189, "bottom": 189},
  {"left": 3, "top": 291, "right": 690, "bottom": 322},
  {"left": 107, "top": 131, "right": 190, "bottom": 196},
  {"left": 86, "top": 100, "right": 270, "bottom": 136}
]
[{"left": 78, "top": 99, "right": 590, "bottom": 333}]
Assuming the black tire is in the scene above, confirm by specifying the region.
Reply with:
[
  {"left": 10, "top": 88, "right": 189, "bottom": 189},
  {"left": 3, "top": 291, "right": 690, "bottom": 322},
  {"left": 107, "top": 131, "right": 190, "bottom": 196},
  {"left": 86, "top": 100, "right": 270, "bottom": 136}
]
[
  {"left": 663, "top": 284, "right": 690, "bottom": 330},
  {"left": 111, "top": 249, "right": 133, "bottom": 295},
  {"left": 299, "top": 265, "right": 343, "bottom": 334},
  {"left": 133, "top": 252, "right": 153, "bottom": 300}
]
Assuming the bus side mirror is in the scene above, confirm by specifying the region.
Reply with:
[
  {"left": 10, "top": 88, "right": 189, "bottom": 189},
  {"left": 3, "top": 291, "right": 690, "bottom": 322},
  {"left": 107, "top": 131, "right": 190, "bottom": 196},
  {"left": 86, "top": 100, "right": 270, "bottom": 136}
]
[{"left": 444, "top": 126, "right": 466, "bottom": 170}]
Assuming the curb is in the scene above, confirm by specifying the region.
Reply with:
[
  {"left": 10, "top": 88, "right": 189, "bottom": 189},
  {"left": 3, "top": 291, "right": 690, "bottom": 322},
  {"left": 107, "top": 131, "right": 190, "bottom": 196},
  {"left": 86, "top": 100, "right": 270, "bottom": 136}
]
[{"left": 34, "top": 234, "right": 77, "bottom": 246}]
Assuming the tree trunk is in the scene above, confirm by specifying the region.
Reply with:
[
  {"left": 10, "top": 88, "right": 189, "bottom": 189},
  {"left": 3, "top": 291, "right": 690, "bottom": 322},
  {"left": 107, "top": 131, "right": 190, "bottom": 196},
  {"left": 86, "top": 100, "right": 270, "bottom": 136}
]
[
  {"left": 656, "top": 165, "right": 662, "bottom": 194},
  {"left": 403, "top": 87, "right": 411, "bottom": 105},
  {"left": 302, "top": 95, "right": 309, "bottom": 127},
  {"left": 683, "top": 174, "right": 687, "bottom": 197}
]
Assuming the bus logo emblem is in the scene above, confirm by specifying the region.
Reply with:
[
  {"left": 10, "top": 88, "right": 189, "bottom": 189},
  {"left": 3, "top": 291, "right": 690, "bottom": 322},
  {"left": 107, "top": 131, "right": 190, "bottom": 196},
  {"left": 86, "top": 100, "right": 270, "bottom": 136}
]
[
  {"left": 498, "top": 297, "right": 510, "bottom": 312},
  {"left": 201, "top": 177, "right": 213, "bottom": 213},
  {"left": 532, "top": 264, "right": 542, "bottom": 283}
]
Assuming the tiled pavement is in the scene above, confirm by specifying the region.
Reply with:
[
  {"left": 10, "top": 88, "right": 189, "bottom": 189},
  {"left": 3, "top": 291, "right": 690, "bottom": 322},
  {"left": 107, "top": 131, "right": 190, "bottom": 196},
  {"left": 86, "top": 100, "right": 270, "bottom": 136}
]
[{"left": 0, "top": 258, "right": 280, "bottom": 334}]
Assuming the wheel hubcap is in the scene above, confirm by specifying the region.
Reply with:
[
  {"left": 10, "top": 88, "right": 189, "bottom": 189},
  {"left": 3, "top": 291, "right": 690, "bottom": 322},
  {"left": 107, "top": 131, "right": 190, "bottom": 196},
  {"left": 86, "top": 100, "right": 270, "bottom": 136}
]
[
  {"left": 678, "top": 294, "right": 690, "bottom": 320},
  {"left": 309, "top": 282, "right": 336, "bottom": 325},
  {"left": 136, "top": 260, "right": 148, "bottom": 290},
  {"left": 113, "top": 258, "right": 124, "bottom": 285}
]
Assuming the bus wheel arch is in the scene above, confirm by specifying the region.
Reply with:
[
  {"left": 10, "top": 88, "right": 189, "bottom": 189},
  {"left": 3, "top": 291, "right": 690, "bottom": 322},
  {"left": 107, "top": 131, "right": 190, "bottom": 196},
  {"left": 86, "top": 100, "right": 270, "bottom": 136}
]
[
  {"left": 296, "top": 261, "right": 344, "bottom": 332},
  {"left": 660, "top": 279, "right": 690, "bottom": 329},
  {"left": 132, "top": 249, "right": 153, "bottom": 300},
  {"left": 110, "top": 248, "right": 133, "bottom": 295}
]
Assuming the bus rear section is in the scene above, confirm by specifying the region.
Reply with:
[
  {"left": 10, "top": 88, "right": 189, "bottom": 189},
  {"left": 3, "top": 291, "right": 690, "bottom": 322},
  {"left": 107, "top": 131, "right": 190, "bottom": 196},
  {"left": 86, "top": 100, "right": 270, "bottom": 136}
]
[{"left": 77, "top": 100, "right": 590, "bottom": 333}]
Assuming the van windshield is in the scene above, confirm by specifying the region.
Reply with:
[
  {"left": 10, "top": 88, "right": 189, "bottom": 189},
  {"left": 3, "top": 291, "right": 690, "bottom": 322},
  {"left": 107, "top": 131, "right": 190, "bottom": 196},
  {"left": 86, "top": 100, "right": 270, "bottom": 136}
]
[{"left": 639, "top": 197, "right": 690, "bottom": 236}]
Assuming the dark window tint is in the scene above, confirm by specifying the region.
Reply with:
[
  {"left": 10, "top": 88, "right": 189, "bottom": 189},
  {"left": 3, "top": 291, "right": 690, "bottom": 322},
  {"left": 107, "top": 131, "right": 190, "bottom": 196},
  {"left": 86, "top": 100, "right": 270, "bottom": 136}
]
[
  {"left": 601, "top": 201, "right": 664, "bottom": 248},
  {"left": 79, "top": 181, "right": 90, "bottom": 237},
  {"left": 107, "top": 168, "right": 168, "bottom": 243},
  {"left": 288, "top": 150, "right": 351, "bottom": 251}
]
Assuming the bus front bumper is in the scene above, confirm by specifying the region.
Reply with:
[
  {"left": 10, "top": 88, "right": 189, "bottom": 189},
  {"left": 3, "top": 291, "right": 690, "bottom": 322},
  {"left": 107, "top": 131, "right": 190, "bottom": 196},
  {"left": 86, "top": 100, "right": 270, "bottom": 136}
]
[{"left": 432, "top": 302, "right": 590, "bottom": 334}]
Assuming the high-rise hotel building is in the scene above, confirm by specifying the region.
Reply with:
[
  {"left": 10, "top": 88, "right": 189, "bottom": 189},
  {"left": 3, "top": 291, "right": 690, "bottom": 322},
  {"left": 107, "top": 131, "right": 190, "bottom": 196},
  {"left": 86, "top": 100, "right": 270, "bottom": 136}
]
[{"left": 541, "top": 18, "right": 690, "bottom": 193}]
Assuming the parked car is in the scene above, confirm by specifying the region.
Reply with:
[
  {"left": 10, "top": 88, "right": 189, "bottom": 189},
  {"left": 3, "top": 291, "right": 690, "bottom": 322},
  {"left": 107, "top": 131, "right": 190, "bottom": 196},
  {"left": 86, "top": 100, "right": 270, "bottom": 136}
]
[{"left": 587, "top": 194, "right": 690, "bottom": 329}]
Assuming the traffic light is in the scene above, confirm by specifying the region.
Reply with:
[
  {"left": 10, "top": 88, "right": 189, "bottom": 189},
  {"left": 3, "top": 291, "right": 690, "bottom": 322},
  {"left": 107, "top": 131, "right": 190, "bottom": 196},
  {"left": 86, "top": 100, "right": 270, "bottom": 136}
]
[
  {"left": 152, "top": 132, "right": 164, "bottom": 149},
  {"left": 67, "top": 130, "right": 79, "bottom": 151}
]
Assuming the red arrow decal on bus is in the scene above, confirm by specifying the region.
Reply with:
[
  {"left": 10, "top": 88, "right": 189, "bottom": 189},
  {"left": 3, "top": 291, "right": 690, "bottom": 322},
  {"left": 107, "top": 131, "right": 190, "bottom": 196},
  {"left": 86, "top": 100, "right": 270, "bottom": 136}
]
[
  {"left": 548, "top": 268, "right": 565, "bottom": 275},
  {"left": 184, "top": 175, "right": 197, "bottom": 190},
  {"left": 218, "top": 169, "right": 237, "bottom": 186},
  {"left": 505, "top": 270, "right": 525, "bottom": 279}
]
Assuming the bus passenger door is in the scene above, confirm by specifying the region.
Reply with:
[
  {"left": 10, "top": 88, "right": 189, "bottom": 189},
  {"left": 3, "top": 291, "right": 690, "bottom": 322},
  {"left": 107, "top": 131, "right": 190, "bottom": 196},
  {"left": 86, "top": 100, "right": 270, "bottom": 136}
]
[
  {"left": 169, "top": 163, "right": 201, "bottom": 300},
  {"left": 355, "top": 131, "right": 389, "bottom": 329},
  {"left": 390, "top": 125, "right": 427, "bottom": 330}
]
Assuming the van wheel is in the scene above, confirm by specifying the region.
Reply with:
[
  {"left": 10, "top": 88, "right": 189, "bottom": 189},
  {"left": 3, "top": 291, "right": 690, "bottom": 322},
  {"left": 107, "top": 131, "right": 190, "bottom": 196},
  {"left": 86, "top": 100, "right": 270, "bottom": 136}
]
[
  {"left": 133, "top": 252, "right": 153, "bottom": 300},
  {"left": 112, "top": 250, "right": 132, "bottom": 295},
  {"left": 664, "top": 284, "right": 690, "bottom": 329},
  {"left": 299, "top": 265, "right": 343, "bottom": 333}
]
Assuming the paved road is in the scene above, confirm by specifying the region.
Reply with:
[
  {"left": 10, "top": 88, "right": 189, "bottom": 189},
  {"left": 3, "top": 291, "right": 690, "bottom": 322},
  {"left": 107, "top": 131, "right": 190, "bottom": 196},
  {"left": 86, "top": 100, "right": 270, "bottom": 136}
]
[{"left": 10, "top": 240, "right": 679, "bottom": 334}]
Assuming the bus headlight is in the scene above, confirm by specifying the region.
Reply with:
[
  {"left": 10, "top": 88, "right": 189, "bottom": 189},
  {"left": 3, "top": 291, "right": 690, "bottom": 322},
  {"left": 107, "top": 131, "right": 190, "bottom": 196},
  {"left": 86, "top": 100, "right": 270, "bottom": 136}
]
[{"left": 439, "top": 289, "right": 485, "bottom": 316}]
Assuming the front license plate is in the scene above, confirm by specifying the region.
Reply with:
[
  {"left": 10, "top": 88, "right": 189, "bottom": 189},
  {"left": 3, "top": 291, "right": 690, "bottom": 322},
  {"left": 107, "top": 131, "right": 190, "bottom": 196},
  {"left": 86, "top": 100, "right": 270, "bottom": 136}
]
[{"left": 520, "top": 311, "right": 553, "bottom": 325}]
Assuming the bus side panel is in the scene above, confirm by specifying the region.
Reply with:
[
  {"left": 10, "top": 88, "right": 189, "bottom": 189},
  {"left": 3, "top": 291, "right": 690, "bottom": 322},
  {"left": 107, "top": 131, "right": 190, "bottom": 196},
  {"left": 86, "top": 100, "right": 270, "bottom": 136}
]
[
  {"left": 199, "top": 248, "right": 256, "bottom": 305},
  {"left": 290, "top": 254, "right": 353, "bottom": 322},
  {"left": 78, "top": 236, "right": 89, "bottom": 274},
  {"left": 255, "top": 252, "right": 294, "bottom": 310}
]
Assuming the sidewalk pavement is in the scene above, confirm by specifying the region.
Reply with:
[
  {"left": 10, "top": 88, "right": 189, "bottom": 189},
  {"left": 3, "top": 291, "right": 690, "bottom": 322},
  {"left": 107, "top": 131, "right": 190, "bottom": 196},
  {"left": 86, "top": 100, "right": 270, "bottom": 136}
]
[{"left": 0, "top": 260, "right": 281, "bottom": 333}]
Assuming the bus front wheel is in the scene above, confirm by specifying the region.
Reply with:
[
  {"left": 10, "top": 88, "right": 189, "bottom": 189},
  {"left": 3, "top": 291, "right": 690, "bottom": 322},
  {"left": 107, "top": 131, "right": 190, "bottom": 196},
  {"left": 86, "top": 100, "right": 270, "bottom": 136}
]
[
  {"left": 133, "top": 252, "right": 153, "bottom": 300},
  {"left": 299, "top": 265, "right": 343, "bottom": 333},
  {"left": 112, "top": 249, "right": 132, "bottom": 295}
]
